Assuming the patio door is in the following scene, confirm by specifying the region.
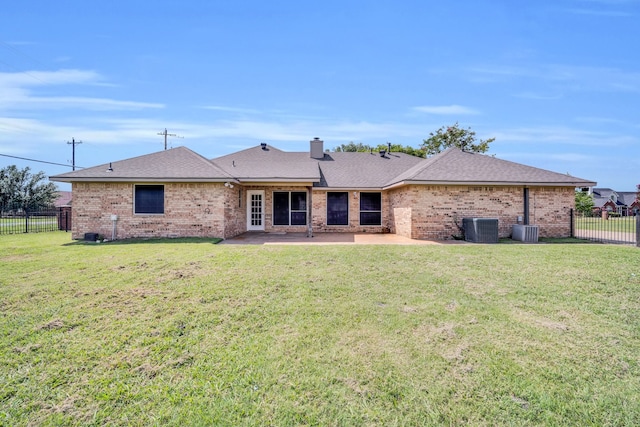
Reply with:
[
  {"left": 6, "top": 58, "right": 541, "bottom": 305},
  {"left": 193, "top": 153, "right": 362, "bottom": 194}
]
[{"left": 247, "top": 190, "right": 265, "bottom": 231}]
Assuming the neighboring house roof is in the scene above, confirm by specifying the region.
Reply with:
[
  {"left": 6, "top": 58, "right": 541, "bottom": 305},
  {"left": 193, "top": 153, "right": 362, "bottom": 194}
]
[
  {"left": 54, "top": 191, "right": 72, "bottom": 207},
  {"left": 389, "top": 148, "right": 595, "bottom": 187},
  {"left": 594, "top": 199, "right": 615, "bottom": 209},
  {"left": 50, "top": 147, "right": 235, "bottom": 183},
  {"left": 592, "top": 187, "right": 614, "bottom": 199},
  {"left": 50, "top": 143, "right": 597, "bottom": 189},
  {"left": 591, "top": 188, "right": 639, "bottom": 209},
  {"left": 618, "top": 192, "right": 638, "bottom": 206}
]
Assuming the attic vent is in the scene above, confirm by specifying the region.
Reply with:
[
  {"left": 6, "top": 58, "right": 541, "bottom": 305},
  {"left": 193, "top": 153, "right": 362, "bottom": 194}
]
[
  {"left": 379, "top": 150, "right": 386, "bottom": 157},
  {"left": 260, "top": 142, "right": 267, "bottom": 150}
]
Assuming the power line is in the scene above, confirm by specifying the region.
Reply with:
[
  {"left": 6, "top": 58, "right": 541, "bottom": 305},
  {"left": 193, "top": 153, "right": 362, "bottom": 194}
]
[
  {"left": 0, "top": 40, "right": 50, "bottom": 69},
  {"left": 0, "top": 153, "right": 83, "bottom": 169}
]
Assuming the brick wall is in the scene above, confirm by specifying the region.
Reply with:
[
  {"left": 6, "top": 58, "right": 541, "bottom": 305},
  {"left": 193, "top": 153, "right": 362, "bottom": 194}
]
[
  {"left": 311, "top": 190, "right": 391, "bottom": 234},
  {"left": 70, "top": 182, "right": 575, "bottom": 241},
  {"left": 245, "top": 185, "right": 312, "bottom": 233},
  {"left": 71, "top": 182, "right": 236, "bottom": 239},
  {"left": 388, "top": 185, "right": 574, "bottom": 240}
]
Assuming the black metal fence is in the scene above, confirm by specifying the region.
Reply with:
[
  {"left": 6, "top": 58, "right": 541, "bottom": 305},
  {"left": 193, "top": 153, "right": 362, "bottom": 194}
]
[
  {"left": 572, "top": 209, "right": 639, "bottom": 246},
  {"left": 0, "top": 205, "right": 71, "bottom": 235}
]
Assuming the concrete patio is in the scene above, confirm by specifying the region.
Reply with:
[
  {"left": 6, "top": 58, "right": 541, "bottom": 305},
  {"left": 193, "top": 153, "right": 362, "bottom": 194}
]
[{"left": 220, "top": 232, "right": 466, "bottom": 245}]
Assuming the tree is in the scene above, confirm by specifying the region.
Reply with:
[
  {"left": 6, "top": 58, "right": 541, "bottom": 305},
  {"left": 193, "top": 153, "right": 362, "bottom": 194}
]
[
  {"left": 333, "top": 142, "right": 373, "bottom": 152},
  {"left": 332, "top": 142, "right": 426, "bottom": 157},
  {"left": 421, "top": 122, "right": 495, "bottom": 156},
  {"left": 575, "top": 190, "right": 594, "bottom": 215},
  {"left": 0, "top": 165, "right": 58, "bottom": 210},
  {"left": 372, "top": 143, "right": 426, "bottom": 158}
]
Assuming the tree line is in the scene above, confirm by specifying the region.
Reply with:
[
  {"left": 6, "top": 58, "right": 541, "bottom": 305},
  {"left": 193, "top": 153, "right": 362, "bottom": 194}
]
[
  {"left": 333, "top": 122, "right": 495, "bottom": 156},
  {"left": 0, "top": 165, "right": 58, "bottom": 211}
]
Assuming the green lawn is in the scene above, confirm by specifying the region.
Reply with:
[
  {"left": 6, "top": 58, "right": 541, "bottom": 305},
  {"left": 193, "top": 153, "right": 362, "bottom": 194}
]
[
  {"left": 575, "top": 216, "right": 638, "bottom": 233},
  {"left": 0, "top": 216, "right": 59, "bottom": 233},
  {"left": 1, "top": 233, "right": 640, "bottom": 426}
]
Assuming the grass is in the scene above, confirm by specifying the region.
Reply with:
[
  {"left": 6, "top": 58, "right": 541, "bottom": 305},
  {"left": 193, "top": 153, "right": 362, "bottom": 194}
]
[
  {"left": 1, "top": 233, "right": 640, "bottom": 426},
  {"left": 0, "top": 216, "right": 59, "bottom": 234},
  {"left": 575, "top": 216, "right": 638, "bottom": 233}
]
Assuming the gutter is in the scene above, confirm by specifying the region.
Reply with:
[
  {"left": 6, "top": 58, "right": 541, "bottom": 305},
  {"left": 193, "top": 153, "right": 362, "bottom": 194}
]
[
  {"left": 48, "top": 177, "right": 240, "bottom": 184},
  {"left": 383, "top": 180, "right": 597, "bottom": 190}
]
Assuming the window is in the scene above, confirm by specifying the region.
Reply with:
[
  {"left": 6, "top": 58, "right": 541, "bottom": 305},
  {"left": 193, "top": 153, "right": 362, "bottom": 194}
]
[
  {"left": 360, "top": 192, "right": 381, "bottom": 225},
  {"left": 327, "top": 192, "right": 349, "bottom": 225},
  {"left": 273, "top": 191, "right": 307, "bottom": 226},
  {"left": 134, "top": 185, "right": 164, "bottom": 214}
]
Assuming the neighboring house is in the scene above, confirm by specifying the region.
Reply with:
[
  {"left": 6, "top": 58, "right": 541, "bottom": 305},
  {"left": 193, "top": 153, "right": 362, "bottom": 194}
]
[
  {"left": 50, "top": 139, "right": 596, "bottom": 240},
  {"left": 54, "top": 191, "right": 73, "bottom": 231},
  {"left": 54, "top": 191, "right": 72, "bottom": 208},
  {"left": 591, "top": 188, "right": 640, "bottom": 216}
]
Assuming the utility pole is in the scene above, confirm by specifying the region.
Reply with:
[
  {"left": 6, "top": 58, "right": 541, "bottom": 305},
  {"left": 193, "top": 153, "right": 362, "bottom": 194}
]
[
  {"left": 67, "top": 137, "right": 82, "bottom": 171},
  {"left": 157, "top": 128, "right": 183, "bottom": 150}
]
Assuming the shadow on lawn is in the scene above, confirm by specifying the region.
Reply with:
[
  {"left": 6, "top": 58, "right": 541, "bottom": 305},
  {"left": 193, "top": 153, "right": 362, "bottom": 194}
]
[{"left": 62, "top": 237, "right": 223, "bottom": 247}]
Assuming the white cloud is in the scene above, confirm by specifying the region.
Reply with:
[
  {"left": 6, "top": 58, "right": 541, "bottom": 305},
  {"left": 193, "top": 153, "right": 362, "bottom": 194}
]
[
  {"left": 7, "top": 96, "right": 163, "bottom": 110},
  {"left": 0, "top": 69, "right": 101, "bottom": 87},
  {"left": 0, "top": 69, "right": 164, "bottom": 111},
  {"left": 201, "top": 105, "right": 263, "bottom": 114},
  {"left": 469, "top": 64, "right": 640, "bottom": 93},
  {"left": 413, "top": 105, "right": 480, "bottom": 115}
]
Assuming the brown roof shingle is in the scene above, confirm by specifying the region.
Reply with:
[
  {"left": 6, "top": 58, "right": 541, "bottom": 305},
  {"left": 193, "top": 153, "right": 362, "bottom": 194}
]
[
  {"left": 51, "top": 143, "right": 596, "bottom": 188},
  {"left": 389, "top": 148, "right": 596, "bottom": 187},
  {"left": 51, "top": 146, "right": 234, "bottom": 182}
]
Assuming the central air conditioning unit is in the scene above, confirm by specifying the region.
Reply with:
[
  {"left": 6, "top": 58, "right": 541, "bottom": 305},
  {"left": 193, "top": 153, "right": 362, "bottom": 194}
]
[
  {"left": 462, "top": 218, "right": 499, "bottom": 243},
  {"left": 512, "top": 224, "right": 539, "bottom": 243}
]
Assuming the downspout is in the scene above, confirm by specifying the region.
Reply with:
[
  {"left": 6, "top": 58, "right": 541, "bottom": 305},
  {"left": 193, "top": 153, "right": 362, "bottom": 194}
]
[
  {"left": 307, "top": 186, "right": 313, "bottom": 237},
  {"left": 523, "top": 187, "right": 530, "bottom": 225}
]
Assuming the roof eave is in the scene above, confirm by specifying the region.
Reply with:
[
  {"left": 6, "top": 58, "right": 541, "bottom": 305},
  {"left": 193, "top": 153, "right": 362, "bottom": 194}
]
[
  {"left": 237, "top": 178, "right": 320, "bottom": 184},
  {"left": 384, "top": 180, "right": 597, "bottom": 189},
  {"left": 49, "top": 177, "right": 238, "bottom": 183},
  {"left": 312, "top": 186, "right": 385, "bottom": 191}
]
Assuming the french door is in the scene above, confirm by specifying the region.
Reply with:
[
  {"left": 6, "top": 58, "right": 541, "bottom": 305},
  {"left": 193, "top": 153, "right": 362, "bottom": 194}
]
[{"left": 246, "top": 190, "right": 265, "bottom": 231}]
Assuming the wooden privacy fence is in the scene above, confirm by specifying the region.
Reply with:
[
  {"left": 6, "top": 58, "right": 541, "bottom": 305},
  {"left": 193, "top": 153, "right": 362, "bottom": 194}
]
[
  {"left": 572, "top": 209, "right": 639, "bottom": 246},
  {"left": 0, "top": 205, "right": 71, "bottom": 235}
]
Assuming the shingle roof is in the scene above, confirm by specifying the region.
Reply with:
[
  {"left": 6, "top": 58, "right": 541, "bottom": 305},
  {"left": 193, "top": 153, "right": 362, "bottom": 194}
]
[
  {"left": 388, "top": 148, "right": 595, "bottom": 187},
  {"left": 50, "top": 146, "right": 234, "bottom": 182},
  {"left": 213, "top": 145, "right": 320, "bottom": 182},
  {"left": 54, "top": 191, "right": 72, "bottom": 207},
  {"left": 618, "top": 192, "right": 639, "bottom": 206},
  {"left": 316, "top": 152, "right": 424, "bottom": 188},
  {"left": 50, "top": 143, "right": 597, "bottom": 189},
  {"left": 593, "top": 189, "right": 639, "bottom": 207},
  {"left": 212, "top": 145, "right": 425, "bottom": 188}
]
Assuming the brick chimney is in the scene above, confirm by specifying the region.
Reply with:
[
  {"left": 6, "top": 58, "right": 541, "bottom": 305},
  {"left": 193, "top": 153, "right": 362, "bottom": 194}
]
[{"left": 310, "top": 137, "right": 324, "bottom": 159}]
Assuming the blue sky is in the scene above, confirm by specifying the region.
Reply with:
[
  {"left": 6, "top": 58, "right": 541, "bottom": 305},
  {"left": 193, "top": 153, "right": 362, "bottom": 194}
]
[{"left": 1, "top": 0, "right": 639, "bottom": 191}]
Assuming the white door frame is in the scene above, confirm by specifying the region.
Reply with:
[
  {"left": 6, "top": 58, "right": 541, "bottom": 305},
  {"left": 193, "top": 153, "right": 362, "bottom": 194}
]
[{"left": 246, "top": 190, "right": 265, "bottom": 231}]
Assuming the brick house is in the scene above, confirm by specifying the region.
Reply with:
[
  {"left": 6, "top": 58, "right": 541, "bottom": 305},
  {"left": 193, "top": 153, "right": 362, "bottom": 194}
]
[
  {"left": 591, "top": 188, "right": 640, "bottom": 216},
  {"left": 50, "top": 138, "right": 596, "bottom": 240}
]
